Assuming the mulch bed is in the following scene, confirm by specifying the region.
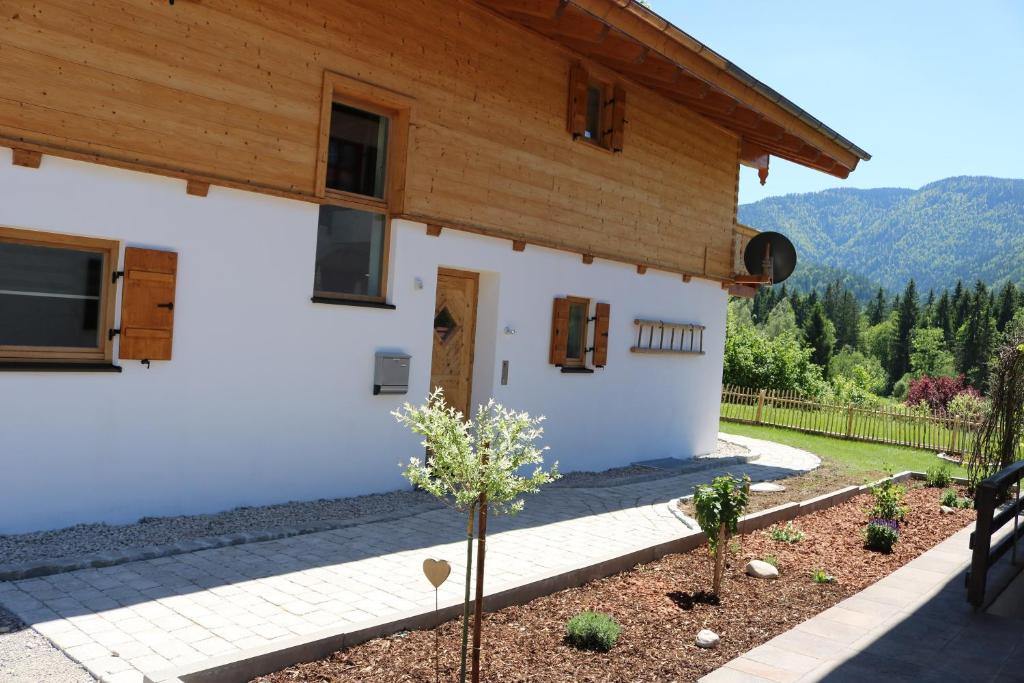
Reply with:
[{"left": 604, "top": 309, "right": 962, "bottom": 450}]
[{"left": 253, "top": 484, "right": 972, "bottom": 683}]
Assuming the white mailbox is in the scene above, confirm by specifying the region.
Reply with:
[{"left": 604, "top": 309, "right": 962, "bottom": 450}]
[{"left": 374, "top": 352, "right": 411, "bottom": 395}]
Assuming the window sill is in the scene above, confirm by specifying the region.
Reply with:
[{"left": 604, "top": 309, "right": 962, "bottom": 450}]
[
  {"left": 560, "top": 366, "right": 595, "bottom": 374},
  {"left": 0, "top": 362, "right": 122, "bottom": 373},
  {"left": 311, "top": 296, "right": 396, "bottom": 310}
]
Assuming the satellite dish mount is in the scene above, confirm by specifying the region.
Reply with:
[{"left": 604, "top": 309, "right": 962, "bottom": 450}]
[{"left": 735, "top": 231, "right": 797, "bottom": 286}]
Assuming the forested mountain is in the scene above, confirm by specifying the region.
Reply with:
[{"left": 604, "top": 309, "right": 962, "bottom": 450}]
[{"left": 738, "top": 176, "right": 1024, "bottom": 294}]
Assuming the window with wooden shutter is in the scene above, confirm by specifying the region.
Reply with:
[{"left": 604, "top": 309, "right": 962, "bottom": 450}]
[
  {"left": 610, "top": 85, "right": 627, "bottom": 152},
  {"left": 593, "top": 302, "right": 611, "bottom": 367},
  {"left": 118, "top": 247, "right": 177, "bottom": 361},
  {"left": 568, "top": 62, "right": 625, "bottom": 153},
  {"left": 549, "top": 297, "right": 570, "bottom": 366}
]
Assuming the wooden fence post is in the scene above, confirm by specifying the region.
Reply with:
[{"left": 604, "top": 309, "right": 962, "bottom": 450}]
[
  {"left": 949, "top": 416, "right": 961, "bottom": 456},
  {"left": 755, "top": 389, "right": 766, "bottom": 424},
  {"left": 845, "top": 405, "right": 855, "bottom": 439}
]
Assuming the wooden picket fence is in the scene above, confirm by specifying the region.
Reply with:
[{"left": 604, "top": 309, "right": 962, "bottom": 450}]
[{"left": 720, "top": 384, "right": 984, "bottom": 457}]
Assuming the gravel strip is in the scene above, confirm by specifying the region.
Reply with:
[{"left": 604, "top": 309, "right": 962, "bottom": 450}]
[
  {"left": 0, "top": 606, "right": 93, "bottom": 683},
  {"left": 0, "top": 489, "right": 440, "bottom": 568}
]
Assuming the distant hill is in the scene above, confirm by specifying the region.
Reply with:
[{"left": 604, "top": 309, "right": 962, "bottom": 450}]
[{"left": 738, "top": 176, "right": 1024, "bottom": 294}]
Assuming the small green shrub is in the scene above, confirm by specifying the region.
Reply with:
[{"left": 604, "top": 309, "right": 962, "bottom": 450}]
[
  {"left": 694, "top": 474, "right": 751, "bottom": 595},
  {"left": 869, "top": 476, "right": 908, "bottom": 521},
  {"left": 811, "top": 568, "right": 834, "bottom": 584},
  {"left": 769, "top": 522, "right": 805, "bottom": 544},
  {"left": 925, "top": 464, "right": 953, "bottom": 488},
  {"left": 940, "top": 489, "right": 972, "bottom": 509},
  {"left": 566, "top": 611, "right": 621, "bottom": 652},
  {"left": 864, "top": 519, "right": 899, "bottom": 553},
  {"left": 762, "top": 555, "right": 779, "bottom": 569}
]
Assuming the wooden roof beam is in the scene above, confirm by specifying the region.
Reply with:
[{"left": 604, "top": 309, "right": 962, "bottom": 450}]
[{"left": 479, "top": 0, "right": 566, "bottom": 20}]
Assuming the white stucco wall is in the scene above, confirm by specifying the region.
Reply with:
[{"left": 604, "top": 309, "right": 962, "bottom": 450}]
[{"left": 0, "top": 150, "right": 728, "bottom": 533}]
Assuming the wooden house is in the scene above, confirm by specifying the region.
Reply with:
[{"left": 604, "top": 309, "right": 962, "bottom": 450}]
[{"left": 0, "top": 0, "right": 868, "bottom": 532}]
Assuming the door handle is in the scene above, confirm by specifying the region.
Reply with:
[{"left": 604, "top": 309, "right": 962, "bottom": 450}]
[{"left": 157, "top": 302, "right": 174, "bottom": 310}]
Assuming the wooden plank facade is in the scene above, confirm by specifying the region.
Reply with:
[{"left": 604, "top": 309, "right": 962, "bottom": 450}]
[{"left": 0, "top": 0, "right": 747, "bottom": 279}]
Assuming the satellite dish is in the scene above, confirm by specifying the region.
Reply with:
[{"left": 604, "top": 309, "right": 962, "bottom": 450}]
[{"left": 743, "top": 231, "right": 797, "bottom": 285}]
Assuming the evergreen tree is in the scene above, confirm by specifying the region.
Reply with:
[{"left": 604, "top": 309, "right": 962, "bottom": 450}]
[
  {"left": 833, "top": 290, "right": 861, "bottom": 351},
  {"left": 923, "top": 289, "right": 936, "bottom": 325},
  {"left": 996, "top": 282, "right": 1018, "bottom": 332},
  {"left": 952, "top": 280, "right": 968, "bottom": 331},
  {"left": 791, "top": 291, "right": 810, "bottom": 329},
  {"left": 803, "top": 302, "right": 834, "bottom": 371},
  {"left": 956, "top": 287, "right": 997, "bottom": 390},
  {"left": 866, "top": 287, "right": 887, "bottom": 326},
  {"left": 934, "top": 291, "right": 953, "bottom": 346},
  {"left": 888, "top": 279, "right": 919, "bottom": 386},
  {"left": 824, "top": 281, "right": 841, "bottom": 324}
]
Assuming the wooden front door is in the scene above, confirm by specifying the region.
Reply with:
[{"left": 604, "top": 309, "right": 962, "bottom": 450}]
[{"left": 430, "top": 268, "right": 479, "bottom": 417}]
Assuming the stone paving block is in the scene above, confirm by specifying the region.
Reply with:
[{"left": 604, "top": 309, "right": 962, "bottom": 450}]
[
  {"left": 191, "top": 636, "right": 236, "bottom": 657},
  {"left": 724, "top": 657, "right": 802, "bottom": 683}
]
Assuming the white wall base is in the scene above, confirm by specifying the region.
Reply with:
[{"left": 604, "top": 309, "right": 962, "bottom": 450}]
[{"left": 0, "top": 150, "right": 727, "bottom": 533}]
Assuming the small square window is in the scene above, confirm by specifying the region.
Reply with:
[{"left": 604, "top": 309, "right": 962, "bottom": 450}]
[
  {"left": 313, "top": 205, "right": 387, "bottom": 300},
  {"left": 325, "top": 102, "right": 389, "bottom": 199}
]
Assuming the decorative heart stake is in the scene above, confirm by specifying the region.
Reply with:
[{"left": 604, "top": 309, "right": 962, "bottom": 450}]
[{"left": 422, "top": 558, "right": 451, "bottom": 588}]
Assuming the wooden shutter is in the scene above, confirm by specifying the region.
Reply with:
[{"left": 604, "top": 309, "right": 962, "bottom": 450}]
[
  {"left": 549, "top": 297, "right": 570, "bottom": 366},
  {"left": 610, "top": 85, "right": 627, "bottom": 152},
  {"left": 593, "top": 302, "right": 611, "bottom": 367},
  {"left": 567, "top": 62, "right": 589, "bottom": 139},
  {"left": 118, "top": 247, "right": 178, "bottom": 361}
]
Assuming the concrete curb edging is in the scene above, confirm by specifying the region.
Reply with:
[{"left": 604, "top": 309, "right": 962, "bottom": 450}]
[{"left": 149, "top": 471, "right": 930, "bottom": 683}]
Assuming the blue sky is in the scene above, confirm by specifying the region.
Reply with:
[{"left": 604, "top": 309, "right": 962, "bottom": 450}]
[{"left": 650, "top": 1, "right": 1024, "bottom": 204}]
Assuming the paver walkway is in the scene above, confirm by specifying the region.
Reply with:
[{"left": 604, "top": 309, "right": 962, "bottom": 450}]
[
  {"left": 701, "top": 524, "right": 1024, "bottom": 683},
  {"left": 0, "top": 434, "right": 815, "bottom": 683}
]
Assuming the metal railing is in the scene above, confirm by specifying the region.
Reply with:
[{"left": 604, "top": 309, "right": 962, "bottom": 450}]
[{"left": 967, "top": 460, "right": 1024, "bottom": 608}]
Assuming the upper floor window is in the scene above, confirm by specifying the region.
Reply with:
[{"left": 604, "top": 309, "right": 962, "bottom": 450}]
[
  {"left": 568, "top": 62, "right": 627, "bottom": 153},
  {"left": 583, "top": 82, "right": 608, "bottom": 146},
  {"left": 325, "top": 102, "right": 389, "bottom": 199},
  {"left": 0, "top": 227, "right": 119, "bottom": 362}
]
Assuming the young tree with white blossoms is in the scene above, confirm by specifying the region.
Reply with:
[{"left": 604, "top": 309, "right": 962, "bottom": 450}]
[{"left": 394, "top": 388, "right": 559, "bottom": 683}]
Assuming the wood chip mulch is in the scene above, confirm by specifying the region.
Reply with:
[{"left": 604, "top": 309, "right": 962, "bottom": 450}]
[{"left": 253, "top": 485, "right": 973, "bottom": 683}]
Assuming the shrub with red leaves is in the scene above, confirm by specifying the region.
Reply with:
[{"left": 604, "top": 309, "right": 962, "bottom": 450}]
[{"left": 906, "top": 375, "right": 980, "bottom": 414}]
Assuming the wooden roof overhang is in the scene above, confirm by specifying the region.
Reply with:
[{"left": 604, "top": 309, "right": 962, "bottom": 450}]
[{"left": 475, "top": 0, "right": 871, "bottom": 179}]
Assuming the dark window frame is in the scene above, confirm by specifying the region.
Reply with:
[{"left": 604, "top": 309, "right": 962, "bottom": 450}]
[{"left": 0, "top": 226, "right": 119, "bottom": 363}]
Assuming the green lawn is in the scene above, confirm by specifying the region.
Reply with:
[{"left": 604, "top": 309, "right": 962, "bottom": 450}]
[{"left": 720, "top": 420, "right": 966, "bottom": 480}]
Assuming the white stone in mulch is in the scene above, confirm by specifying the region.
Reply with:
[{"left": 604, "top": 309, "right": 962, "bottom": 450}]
[
  {"left": 750, "top": 482, "right": 786, "bottom": 493},
  {"left": 940, "top": 505, "right": 955, "bottom": 514},
  {"left": 745, "top": 560, "right": 780, "bottom": 579},
  {"left": 696, "top": 629, "right": 720, "bottom": 648}
]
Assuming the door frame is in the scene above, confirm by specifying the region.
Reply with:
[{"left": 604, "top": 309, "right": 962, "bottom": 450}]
[{"left": 430, "top": 267, "right": 480, "bottom": 417}]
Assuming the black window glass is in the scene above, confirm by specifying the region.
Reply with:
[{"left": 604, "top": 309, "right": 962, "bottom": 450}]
[
  {"left": 0, "top": 242, "right": 104, "bottom": 348},
  {"left": 314, "top": 205, "right": 386, "bottom": 298},
  {"left": 325, "top": 103, "right": 389, "bottom": 198},
  {"left": 585, "top": 85, "right": 603, "bottom": 143},
  {"left": 566, "top": 302, "right": 586, "bottom": 360}
]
